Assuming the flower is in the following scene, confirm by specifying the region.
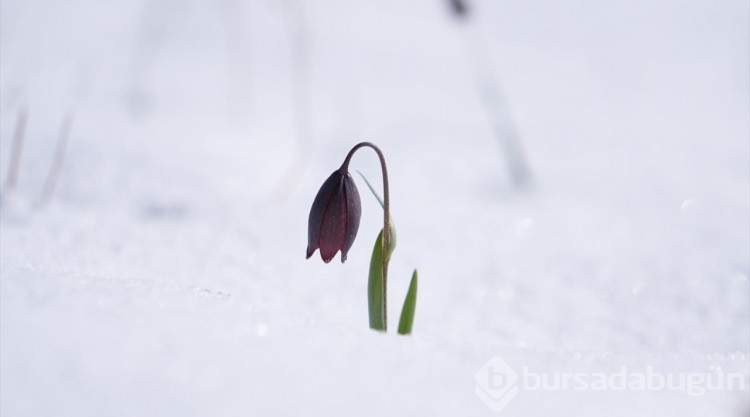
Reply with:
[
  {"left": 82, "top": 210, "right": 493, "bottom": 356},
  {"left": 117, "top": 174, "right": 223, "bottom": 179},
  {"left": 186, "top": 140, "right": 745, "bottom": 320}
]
[{"left": 306, "top": 169, "right": 361, "bottom": 263}]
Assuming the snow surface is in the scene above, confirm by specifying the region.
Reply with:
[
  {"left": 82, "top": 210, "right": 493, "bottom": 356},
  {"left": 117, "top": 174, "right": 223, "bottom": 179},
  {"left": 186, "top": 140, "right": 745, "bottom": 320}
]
[{"left": 1, "top": 0, "right": 749, "bottom": 416}]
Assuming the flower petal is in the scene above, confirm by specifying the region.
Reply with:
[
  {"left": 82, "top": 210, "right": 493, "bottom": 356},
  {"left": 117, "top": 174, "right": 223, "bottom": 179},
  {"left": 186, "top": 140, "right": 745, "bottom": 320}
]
[
  {"left": 340, "top": 173, "right": 361, "bottom": 262},
  {"left": 318, "top": 175, "right": 347, "bottom": 263},
  {"left": 307, "top": 170, "right": 343, "bottom": 259}
]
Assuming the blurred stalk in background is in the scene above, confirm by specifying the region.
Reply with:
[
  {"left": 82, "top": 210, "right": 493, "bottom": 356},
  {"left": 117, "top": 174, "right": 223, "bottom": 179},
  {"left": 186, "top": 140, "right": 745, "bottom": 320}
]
[{"left": 446, "top": 0, "right": 532, "bottom": 189}]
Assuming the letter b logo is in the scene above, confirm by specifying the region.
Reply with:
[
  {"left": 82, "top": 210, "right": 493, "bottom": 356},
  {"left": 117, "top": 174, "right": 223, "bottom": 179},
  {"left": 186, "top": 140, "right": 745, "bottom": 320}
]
[{"left": 475, "top": 356, "right": 519, "bottom": 412}]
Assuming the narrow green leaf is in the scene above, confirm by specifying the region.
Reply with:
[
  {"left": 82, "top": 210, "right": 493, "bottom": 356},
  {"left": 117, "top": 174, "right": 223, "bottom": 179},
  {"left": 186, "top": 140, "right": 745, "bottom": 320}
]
[
  {"left": 356, "top": 171, "right": 384, "bottom": 210},
  {"left": 367, "top": 227, "right": 397, "bottom": 331},
  {"left": 397, "top": 269, "right": 418, "bottom": 335},
  {"left": 356, "top": 170, "right": 397, "bottom": 252},
  {"left": 360, "top": 171, "right": 398, "bottom": 332},
  {"left": 368, "top": 229, "right": 386, "bottom": 331}
]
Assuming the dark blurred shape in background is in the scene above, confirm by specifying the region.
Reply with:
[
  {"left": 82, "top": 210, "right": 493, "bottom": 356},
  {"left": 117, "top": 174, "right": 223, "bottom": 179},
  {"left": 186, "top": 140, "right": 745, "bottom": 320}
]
[{"left": 448, "top": 0, "right": 470, "bottom": 19}]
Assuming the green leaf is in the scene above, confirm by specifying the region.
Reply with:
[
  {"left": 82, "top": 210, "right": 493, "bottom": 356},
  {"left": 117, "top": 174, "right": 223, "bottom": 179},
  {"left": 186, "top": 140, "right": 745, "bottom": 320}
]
[
  {"left": 356, "top": 170, "right": 397, "bottom": 252},
  {"left": 356, "top": 171, "right": 384, "bottom": 210},
  {"left": 368, "top": 227, "right": 396, "bottom": 331},
  {"left": 368, "top": 230, "right": 386, "bottom": 331},
  {"left": 397, "top": 269, "right": 418, "bottom": 335},
  {"left": 359, "top": 171, "right": 398, "bottom": 332}
]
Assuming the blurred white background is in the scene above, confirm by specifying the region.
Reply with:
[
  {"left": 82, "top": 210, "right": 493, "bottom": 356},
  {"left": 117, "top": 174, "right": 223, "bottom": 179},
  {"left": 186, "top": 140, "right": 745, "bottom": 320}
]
[{"left": 1, "top": 0, "right": 748, "bottom": 415}]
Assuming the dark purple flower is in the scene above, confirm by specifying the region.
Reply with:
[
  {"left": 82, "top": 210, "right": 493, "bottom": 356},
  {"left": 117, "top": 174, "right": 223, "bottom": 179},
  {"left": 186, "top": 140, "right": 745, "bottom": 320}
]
[{"left": 306, "top": 169, "right": 361, "bottom": 263}]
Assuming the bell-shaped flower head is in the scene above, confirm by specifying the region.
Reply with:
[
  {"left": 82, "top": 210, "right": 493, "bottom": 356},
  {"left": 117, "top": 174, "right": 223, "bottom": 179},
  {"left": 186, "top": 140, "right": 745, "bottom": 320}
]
[{"left": 306, "top": 169, "right": 362, "bottom": 263}]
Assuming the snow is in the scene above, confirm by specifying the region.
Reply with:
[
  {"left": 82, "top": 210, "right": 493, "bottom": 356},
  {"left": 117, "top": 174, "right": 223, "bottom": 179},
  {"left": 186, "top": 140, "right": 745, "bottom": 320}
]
[{"left": 1, "top": 0, "right": 748, "bottom": 415}]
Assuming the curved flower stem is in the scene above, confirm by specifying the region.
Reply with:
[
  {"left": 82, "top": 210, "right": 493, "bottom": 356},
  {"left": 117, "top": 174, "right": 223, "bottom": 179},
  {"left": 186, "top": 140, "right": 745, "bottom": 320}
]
[{"left": 340, "top": 142, "right": 390, "bottom": 331}]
